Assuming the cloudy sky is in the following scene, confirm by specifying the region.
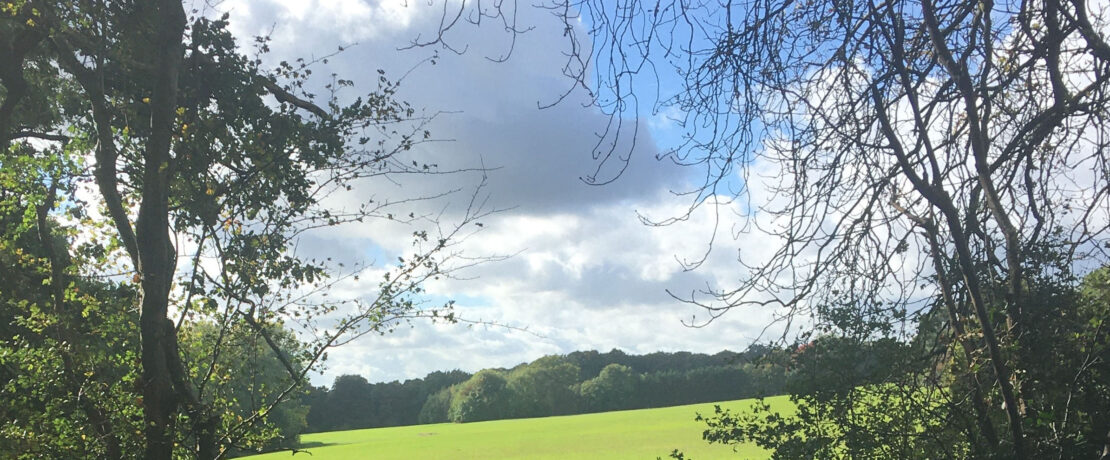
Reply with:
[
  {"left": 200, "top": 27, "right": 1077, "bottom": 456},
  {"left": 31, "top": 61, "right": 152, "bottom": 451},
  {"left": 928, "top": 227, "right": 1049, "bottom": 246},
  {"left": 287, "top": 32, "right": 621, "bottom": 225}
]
[{"left": 207, "top": 0, "right": 783, "bottom": 386}]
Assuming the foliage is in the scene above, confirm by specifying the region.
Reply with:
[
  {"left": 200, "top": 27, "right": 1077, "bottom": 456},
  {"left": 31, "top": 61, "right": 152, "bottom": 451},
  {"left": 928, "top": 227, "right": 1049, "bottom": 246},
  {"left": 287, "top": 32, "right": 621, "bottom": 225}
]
[
  {"left": 699, "top": 386, "right": 961, "bottom": 460},
  {"left": 1013, "top": 264, "right": 1110, "bottom": 457},
  {"left": 417, "top": 387, "right": 454, "bottom": 424},
  {"left": 0, "top": 1, "right": 485, "bottom": 458},
  {"left": 505, "top": 355, "right": 581, "bottom": 417},
  {"left": 0, "top": 253, "right": 144, "bottom": 457},
  {"left": 306, "top": 370, "right": 470, "bottom": 431},
  {"left": 178, "top": 322, "right": 312, "bottom": 454},
  {"left": 0, "top": 182, "right": 312, "bottom": 457},
  {"left": 306, "top": 348, "right": 788, "bottom": 429},
  {"left": 580, "top": 363, "right": 638, "bottom": 412},
  {"left": 692, "top": 267, "right": 1110, "bottom": 459},
  {"left": 0, "top": 145, "right": 142, "bottom": 457},
  {"left": 448, "top": 369, "right": 511, "bottom": 423},
  {"left": 698, "top": 338, "right": 964, "bottom": 459}
]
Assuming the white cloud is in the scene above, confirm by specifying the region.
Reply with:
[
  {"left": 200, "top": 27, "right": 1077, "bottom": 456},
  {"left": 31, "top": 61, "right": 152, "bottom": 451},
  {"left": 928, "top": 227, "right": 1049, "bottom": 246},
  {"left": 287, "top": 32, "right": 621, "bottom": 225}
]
[
  {"left": 205, "top": 0, "right": 784, "bottom": 387},
  {"left": 215, "top": 0, "right": 421, "bottom": 44},
  {"left": 301, "top": 188, "right": 788, "bottom": 385},
  {"left": 190, "top": 0, "right": 1110, "bottom": 390}
]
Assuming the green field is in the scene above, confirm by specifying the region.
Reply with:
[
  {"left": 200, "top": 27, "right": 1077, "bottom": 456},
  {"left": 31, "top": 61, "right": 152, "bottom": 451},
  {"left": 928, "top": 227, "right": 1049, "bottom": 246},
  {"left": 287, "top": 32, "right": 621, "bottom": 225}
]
[{"left": 243, "top": 396, "right": 789, "bottom": 459}]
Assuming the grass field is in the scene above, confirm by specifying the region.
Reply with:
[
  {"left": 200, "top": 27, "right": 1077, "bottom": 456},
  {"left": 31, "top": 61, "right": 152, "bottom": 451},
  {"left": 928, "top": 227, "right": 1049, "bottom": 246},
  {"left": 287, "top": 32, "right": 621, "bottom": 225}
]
[{"left": 242, "top": 396, "right": 789, "bottom": 459}]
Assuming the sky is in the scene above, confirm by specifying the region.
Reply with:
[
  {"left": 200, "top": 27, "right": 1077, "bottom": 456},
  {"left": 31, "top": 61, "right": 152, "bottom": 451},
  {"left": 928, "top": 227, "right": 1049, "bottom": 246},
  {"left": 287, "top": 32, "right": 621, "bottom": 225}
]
[{"left": 206, "top": 0, "right": 785, "bottom": 386}]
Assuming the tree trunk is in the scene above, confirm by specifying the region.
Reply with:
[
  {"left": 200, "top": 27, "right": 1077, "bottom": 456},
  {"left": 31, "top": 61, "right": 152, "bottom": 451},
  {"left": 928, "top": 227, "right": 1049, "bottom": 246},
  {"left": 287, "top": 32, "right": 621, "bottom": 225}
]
[
  {"left": 923, "top": 226, "right": 999, "bottom": 449},
  {"left": 134, "top": 1, "right": 186, "bottom": 459},
  {"left": 874, "top": 79, "right": 1027, "bottom": 458}
]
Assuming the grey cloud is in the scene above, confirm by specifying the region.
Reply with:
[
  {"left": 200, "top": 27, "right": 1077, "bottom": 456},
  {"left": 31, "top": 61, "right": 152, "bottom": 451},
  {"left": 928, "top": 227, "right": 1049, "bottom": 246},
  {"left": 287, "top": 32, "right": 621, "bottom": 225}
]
[
  {"left": 218, "top": 0, "right": 771, "bottom": 386},
  {"left": 221, "top": 0, "right": 690, "bottom": 216}
]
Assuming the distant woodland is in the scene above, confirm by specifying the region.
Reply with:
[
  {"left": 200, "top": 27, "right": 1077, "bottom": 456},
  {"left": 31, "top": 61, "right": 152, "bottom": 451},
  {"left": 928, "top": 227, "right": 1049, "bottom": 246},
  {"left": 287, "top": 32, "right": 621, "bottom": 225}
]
[{"left": 300, "top": 348, "right": 791, "bottom": 432}]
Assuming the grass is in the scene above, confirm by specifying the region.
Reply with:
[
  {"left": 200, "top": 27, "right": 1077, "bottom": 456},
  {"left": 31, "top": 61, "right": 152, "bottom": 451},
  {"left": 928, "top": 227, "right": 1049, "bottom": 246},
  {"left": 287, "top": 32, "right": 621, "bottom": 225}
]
[{"left": 241, "top": 396, "right": 790, "bottom": 459}]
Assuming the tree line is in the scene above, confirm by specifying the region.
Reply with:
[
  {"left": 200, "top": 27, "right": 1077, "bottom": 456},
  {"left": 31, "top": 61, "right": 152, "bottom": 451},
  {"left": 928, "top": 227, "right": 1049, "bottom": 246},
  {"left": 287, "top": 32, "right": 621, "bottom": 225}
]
[{"left": 302, "top": 348, "right": 792, "bottom": 431}]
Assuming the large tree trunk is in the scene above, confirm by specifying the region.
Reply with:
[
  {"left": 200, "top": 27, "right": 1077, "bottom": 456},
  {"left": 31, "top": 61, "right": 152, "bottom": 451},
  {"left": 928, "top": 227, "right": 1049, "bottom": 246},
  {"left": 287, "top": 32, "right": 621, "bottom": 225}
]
[{"left": 135, "top": 1, "right": 186, "bottom": 458}]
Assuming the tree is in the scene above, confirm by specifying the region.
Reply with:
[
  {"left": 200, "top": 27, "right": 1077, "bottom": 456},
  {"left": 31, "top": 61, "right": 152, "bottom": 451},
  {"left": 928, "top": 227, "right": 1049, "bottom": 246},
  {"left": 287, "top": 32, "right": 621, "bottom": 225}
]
[
  {"left": 698, "top": 269, "right": 1110, "bottom": 459},
  {"left": 178, "top": 321, "right": 312, "bottom": 454},
  {"left": 0, "top": 198, "right": 143, "bottom": 458},
  {"left": 418, "top": 387, "right": 454, "bottom": 424},
  {"left": 300, "top": 350, "right": 784, "bottom": 429},
  {"left": 327, "top": 375, "right": 375, "bottom": 431},
  {"left": 580, "top": 363, "right": 638, "bottom": 412},
  {"left": 506, "top": 355, "right": 581, "bottom": 417},
  {"left": 1, "top": 1, "right": 486, "bottom": 458},
  {"left": 449, "top": 369, "right": 511, "bottom": 422},
  {"left": 420, "top": 0, "right": 1110, "bottom": 455},
  {"left": 303, "top": 369, "right": 471, "bottom": 431}
]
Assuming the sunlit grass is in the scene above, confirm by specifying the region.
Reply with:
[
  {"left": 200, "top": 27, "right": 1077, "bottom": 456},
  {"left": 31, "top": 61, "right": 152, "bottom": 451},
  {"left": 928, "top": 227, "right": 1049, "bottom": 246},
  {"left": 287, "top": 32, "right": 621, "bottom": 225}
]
[{"left": 241, "top": 396, "right": 790, "bottom": 459}]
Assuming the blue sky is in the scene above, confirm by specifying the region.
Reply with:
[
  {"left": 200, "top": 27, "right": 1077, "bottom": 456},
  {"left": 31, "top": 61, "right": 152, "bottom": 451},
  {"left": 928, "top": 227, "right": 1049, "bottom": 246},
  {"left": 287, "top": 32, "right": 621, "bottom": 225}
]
[{"left": 209, "top": 0, "right": 785, "bottom": 386}]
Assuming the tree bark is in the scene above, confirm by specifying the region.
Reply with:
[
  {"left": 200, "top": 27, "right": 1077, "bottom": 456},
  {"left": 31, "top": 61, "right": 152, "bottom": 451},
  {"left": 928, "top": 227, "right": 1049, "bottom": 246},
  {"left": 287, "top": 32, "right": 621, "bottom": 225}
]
[
  {"left": 134, "top": 1, "right": 186, "bottom": 458},
  {"left": 921, "top": 219, "right": 1000, "bottom": 449},
  {"left": 873, "top": 84, "right": 1026, "bottom": 458}
]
